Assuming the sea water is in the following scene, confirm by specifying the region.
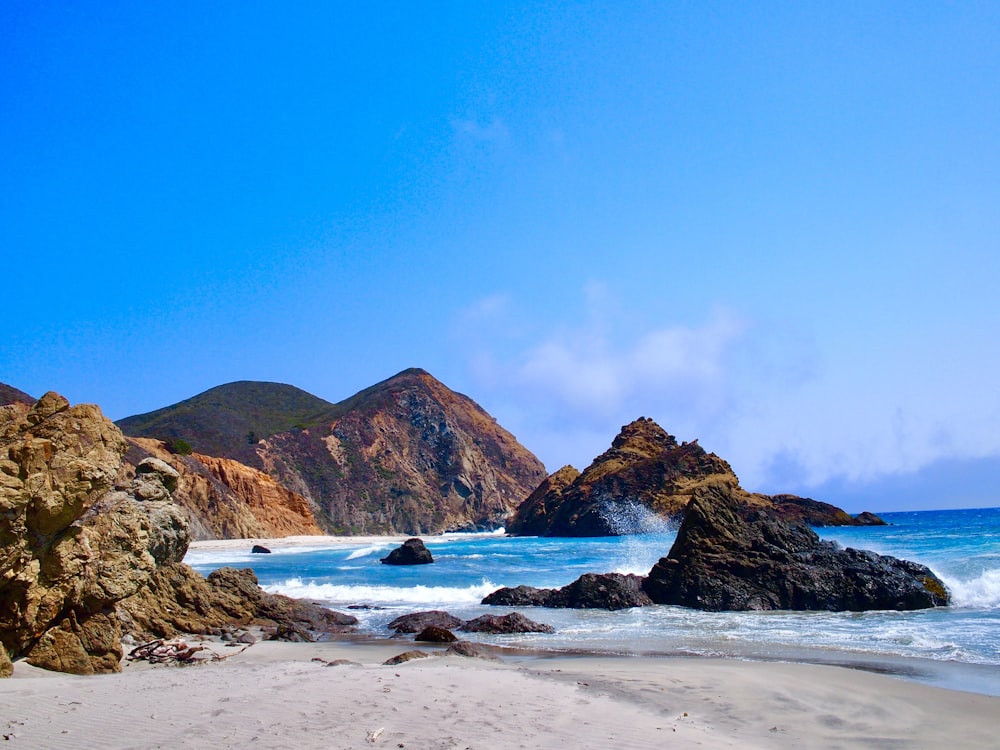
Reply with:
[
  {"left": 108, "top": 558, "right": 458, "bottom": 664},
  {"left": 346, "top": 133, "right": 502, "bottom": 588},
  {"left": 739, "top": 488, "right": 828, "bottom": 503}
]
[{"left": 185, "top": 507, "right": 1000, "bottom": 694}]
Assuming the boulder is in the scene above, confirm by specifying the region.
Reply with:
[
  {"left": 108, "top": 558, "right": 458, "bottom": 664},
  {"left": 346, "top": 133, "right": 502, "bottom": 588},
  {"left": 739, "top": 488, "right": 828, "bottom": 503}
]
[
  {"left": 445, "top": 641, "right": 497, "bottom": 659},
  {"left": 386, "top": 610, "right": 464, "bottom": 634},
  {"left": 855, "top": 511, "right": 888, "bottom": 526},
  {"left": 483, "top": 573, "right": 651, "bottom": 611},
  {"left": 251, "top": 545, "right": 272, "bottom": 554},
  {"left": 461, "top": 612, "right": 554, "bottom": 634},
  {"left": 642, "top": 485, "right": 950, "bottom": 612},
  {"left": 381, "top": 538, "right": 434, "bottom": 565},
  {"left": 414, "top": 626, "right": 458, "bottom": 643}
]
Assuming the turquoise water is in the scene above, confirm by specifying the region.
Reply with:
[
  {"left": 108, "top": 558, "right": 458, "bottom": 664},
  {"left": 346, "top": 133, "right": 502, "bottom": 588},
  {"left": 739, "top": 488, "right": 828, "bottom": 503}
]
[{"left": 186, "top": 507, "right": 1000, "bottom": 692}]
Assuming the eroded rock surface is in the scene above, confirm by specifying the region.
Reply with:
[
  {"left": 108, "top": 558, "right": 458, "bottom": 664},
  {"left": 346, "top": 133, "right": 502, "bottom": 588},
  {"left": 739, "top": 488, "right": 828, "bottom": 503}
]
[{"left": 381, "top": 537, "right": 434, "bottom": 565}]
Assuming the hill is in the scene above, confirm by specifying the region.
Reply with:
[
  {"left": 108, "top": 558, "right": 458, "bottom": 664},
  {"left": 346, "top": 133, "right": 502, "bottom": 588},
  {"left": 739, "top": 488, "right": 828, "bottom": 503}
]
[
  {"left": 116, "top": 381, "right": 335, "bottom": 464},
  {"left": 0, "top": 383, "right": 35, "bottom": 406},
  {"left": 119, "top": 369, "right": 548, "bottom": 535}
]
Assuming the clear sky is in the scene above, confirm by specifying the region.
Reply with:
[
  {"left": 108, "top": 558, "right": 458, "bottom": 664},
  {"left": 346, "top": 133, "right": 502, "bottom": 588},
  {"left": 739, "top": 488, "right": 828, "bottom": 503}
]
[{"left": 3, "top": 2, "right": 998, "bottom": 512}]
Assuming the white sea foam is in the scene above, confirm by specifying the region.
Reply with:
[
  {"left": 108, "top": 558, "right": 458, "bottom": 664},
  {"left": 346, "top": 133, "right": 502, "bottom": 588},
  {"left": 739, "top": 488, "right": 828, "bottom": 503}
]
[
  {"left": 345, "top": 545, "right": 389, "bottom": 560},
  {"left": 942, "top": 568, "right": 1000, "bottom": 609},
  {"left": 265, "top": 577, "right": 501, "bottom": 605}
]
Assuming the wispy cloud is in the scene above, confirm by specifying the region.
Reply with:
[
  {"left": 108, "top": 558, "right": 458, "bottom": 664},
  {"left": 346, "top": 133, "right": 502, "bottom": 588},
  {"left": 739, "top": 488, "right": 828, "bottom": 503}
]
[{"left": 450, "top": 116, "right": 510, "bottom": 145}]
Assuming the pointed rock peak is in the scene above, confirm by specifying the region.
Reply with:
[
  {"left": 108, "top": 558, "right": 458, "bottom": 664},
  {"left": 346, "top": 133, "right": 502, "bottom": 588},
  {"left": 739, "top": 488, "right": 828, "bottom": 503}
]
[
  {"left": 608, "top": 417, "right": 680, "bottom": 458},
  {"left": 0, "top": 383, "right": 36, "bottom": 407},
  {"left": 26, "top": 391, "right": 71, "bottom": 424}
]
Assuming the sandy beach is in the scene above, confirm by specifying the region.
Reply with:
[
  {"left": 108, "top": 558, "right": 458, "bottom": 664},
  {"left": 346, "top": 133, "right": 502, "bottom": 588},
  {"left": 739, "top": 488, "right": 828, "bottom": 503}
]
[{"left": 3, "top": 637, "right": 997, "bottom": 750}]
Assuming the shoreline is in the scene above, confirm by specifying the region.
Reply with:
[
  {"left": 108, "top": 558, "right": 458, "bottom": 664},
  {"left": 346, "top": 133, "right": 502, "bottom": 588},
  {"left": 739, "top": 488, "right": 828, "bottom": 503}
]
[{"left": 3, "top": 637, "right": 997, "bottom": 749}]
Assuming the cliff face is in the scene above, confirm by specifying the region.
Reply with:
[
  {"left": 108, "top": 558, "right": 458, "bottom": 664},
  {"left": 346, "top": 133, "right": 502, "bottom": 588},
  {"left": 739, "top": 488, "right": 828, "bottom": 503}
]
[
  {"left": 125, "top": 438, "right": 323, "bottom": 540},
  {"left": 508, "top": 417, "right": 880, "bottom": 536},
  {"left": 255, "top": 369, "right": 548, "bottom": 534}
]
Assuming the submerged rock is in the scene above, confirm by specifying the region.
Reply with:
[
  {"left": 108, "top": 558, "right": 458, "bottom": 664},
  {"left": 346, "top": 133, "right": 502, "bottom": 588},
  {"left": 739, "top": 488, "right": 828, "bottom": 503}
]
[
  {"left": 641, "top": 485, "right": 949, "bottom": 612},
  {"left": 381, "top": 538, "right": 434, "bottom": 565},
  {"left": 415, "top": 626, "right": 458, "bottom": 643},
  {"left": 483, "top": 573, "right": 652, "bottom": 611}
]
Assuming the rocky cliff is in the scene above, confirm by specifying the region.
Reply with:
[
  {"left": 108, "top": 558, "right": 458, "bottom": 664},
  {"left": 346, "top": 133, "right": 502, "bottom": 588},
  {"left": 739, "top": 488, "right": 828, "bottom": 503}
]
[
  {"left": 120, "top": 369, "right": 548, "bottom": 536},
  {"left": 508, "top": 417, "right": 881, "bottom": 536},
  {"left": 125, "top": 438, "right": 324, "bottom": 540}
]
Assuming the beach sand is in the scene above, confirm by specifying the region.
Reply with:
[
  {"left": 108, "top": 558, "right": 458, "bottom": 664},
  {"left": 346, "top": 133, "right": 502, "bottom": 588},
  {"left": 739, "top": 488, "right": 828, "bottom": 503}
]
[{"left": 2, "top": 638, "right": 996, "bottom": 749}]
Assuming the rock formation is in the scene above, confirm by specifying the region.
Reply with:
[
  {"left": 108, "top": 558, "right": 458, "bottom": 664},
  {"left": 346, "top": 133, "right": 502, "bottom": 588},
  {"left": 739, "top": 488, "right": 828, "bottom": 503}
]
[
  {"left": 483, "top": 573, "right": 652, "bottom": 611},
  {"left": 508, "top": 417, "right": 883, "bottom": 536},
  {"left": 641, "top": 485, "right": 948, "bottom": 611},
  {"left": 125, "top": 437, "right": 324, "bottom": 540},
  {"left": 120, "top": 369, "right": 547, "bottom": 536},
  {"left": 0, "top": 382, "right": 35, "bottom": 407},
  {"left": 0, "top": 393, "right": 187, "bottom": 674},
  {"left": 381, "top": 538, "right": 434, "bottom": 565},
  {"left": 0, "top": 392, "right": 354, "bottom": 676}
]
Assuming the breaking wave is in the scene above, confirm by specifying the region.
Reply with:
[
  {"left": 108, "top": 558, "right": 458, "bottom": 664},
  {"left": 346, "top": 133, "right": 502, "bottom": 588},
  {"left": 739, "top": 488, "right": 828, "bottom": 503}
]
[
  {"left": 265, "top": 577, "right": 501, "bottom": 605},
  {"left": 941, "top": 568, "right": 1000, "bottom": 609}
]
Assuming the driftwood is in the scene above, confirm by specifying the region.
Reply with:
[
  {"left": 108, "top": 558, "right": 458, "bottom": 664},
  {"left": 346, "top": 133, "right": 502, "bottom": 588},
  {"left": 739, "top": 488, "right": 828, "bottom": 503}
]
[{"left": 126, "top": 638, "right": 251, "bottom": 665}]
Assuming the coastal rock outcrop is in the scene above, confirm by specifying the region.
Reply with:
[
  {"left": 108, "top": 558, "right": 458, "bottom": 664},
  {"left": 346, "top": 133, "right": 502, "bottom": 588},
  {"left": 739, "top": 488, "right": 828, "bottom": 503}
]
[
  {"left": 381, "top": 538, "right": 434, "bottom": 565},
  {"left": 0, "top": 392, "right": 356, "bottom": 676},
  {"left": 508, "top": 417, "right": 884, "bottom": 536},
  {"left": 0, "top": 394, "right": 187, "bottom": 674},
  {"left": 641, "top": 485, "right": 949, "bottom": 611},
  {"left": 119, "top": 369, "right": 548, "bottom": 536},
  {"left": 483, "top": 573, "right": 652, "bottom": 611}
]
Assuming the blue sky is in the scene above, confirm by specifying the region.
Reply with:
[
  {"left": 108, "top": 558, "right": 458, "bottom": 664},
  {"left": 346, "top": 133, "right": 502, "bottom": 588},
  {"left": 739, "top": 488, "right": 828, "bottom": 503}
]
[{"left": 3, "top": 2, "right": 998, "bottom": 512}]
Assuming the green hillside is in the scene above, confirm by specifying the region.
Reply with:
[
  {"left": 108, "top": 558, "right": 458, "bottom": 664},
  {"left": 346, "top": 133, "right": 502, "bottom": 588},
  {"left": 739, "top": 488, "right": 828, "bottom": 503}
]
[{"left": 116, "top": 381, "right": 335, "bottom": 462}]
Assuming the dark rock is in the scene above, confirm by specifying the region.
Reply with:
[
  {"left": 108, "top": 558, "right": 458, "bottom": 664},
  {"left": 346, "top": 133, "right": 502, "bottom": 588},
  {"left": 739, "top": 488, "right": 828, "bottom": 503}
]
[
  {"left": 855, "top": 511, "right": 888, "bottom": 526},
  {"left": 482, "top": 585, "right": 555, "bottom": 607},
  {"left": 383, "top": 650, "right": 430, "bottom": 665},
  {"left": 381, "top": 538, "right": 434, "bottom": 565},
  {"left": 642, "top": 485, "right": 950, "bottom": 612},
  {"left": 483, "top": 573, "right": 652, "bottom": 611},
  {"left": 415, "top": 626, "right": 458, "bottom": 643},
  {"left": 251, "top": 545, "right": 272, "bottom": 554},
  {"left": 461, "top": 612, "right": 555, "bottom": 634},
  {"left": 236, "top": 631, "right": 257, "bottom": 644},
  {"left": 386, "top": 611, "right": 464, "bottom": 634}
]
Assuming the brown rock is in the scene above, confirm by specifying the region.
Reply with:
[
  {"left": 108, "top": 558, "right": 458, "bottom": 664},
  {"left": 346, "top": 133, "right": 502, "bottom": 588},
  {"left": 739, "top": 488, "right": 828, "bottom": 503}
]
[
  {"left": 383, "top": 650, "right": 430, "bottom": 665},
  {"left": 386, "top": 610, "right": 464, "bottom": 634},
  {"left": 414, "top": 626, "right": 458, "bottom": 643},
  {"left": 461, "top": 612, "right": 554, "bottom": 634}
]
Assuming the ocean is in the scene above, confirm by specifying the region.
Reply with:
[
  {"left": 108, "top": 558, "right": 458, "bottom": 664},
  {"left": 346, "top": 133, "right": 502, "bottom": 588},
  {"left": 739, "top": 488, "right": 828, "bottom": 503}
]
[{"left": 185, "top": 507, "right": 1000, "bottom": 695}]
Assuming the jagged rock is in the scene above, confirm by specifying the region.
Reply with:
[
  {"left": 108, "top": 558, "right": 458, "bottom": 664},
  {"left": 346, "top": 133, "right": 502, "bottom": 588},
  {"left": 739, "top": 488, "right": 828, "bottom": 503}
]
[
  {"left": 509, "top": 417, "right": 885, "bottom": 536},
  {"left": 483, "top": 573, "right": 651, "bottom": 611},
  {"left": 461, "top": 612, "right": 554, "bottom": 634},
  {"left": 415, "top": 626, "right": 458, "bottom": 643},
  {"left": 641, "top": 485, "right": 949, "bottom": 612},
  {"left": 383, "top": 650, "right": 430, "bottom": 665},
  {"left": 251, "top": 545, "right": 272, "bottom": 554},
  {"left": 386, "top": 611, "right": 464, "bottom": 634},
  {"left": 381, "top": 538, "right": 434, "bottom": 565},
  {"left": 119, "top": 369, "right": 548, "bottom": 535}
]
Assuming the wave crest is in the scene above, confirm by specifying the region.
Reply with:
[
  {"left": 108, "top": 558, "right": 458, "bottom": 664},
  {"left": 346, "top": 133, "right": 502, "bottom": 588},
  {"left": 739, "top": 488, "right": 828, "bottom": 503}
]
[
  {"left": 264, "top": 577, "right": 500, "bottom": 605},
  {"left": 942, "top": 568, "right": 1000, "bottom": 609}
]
